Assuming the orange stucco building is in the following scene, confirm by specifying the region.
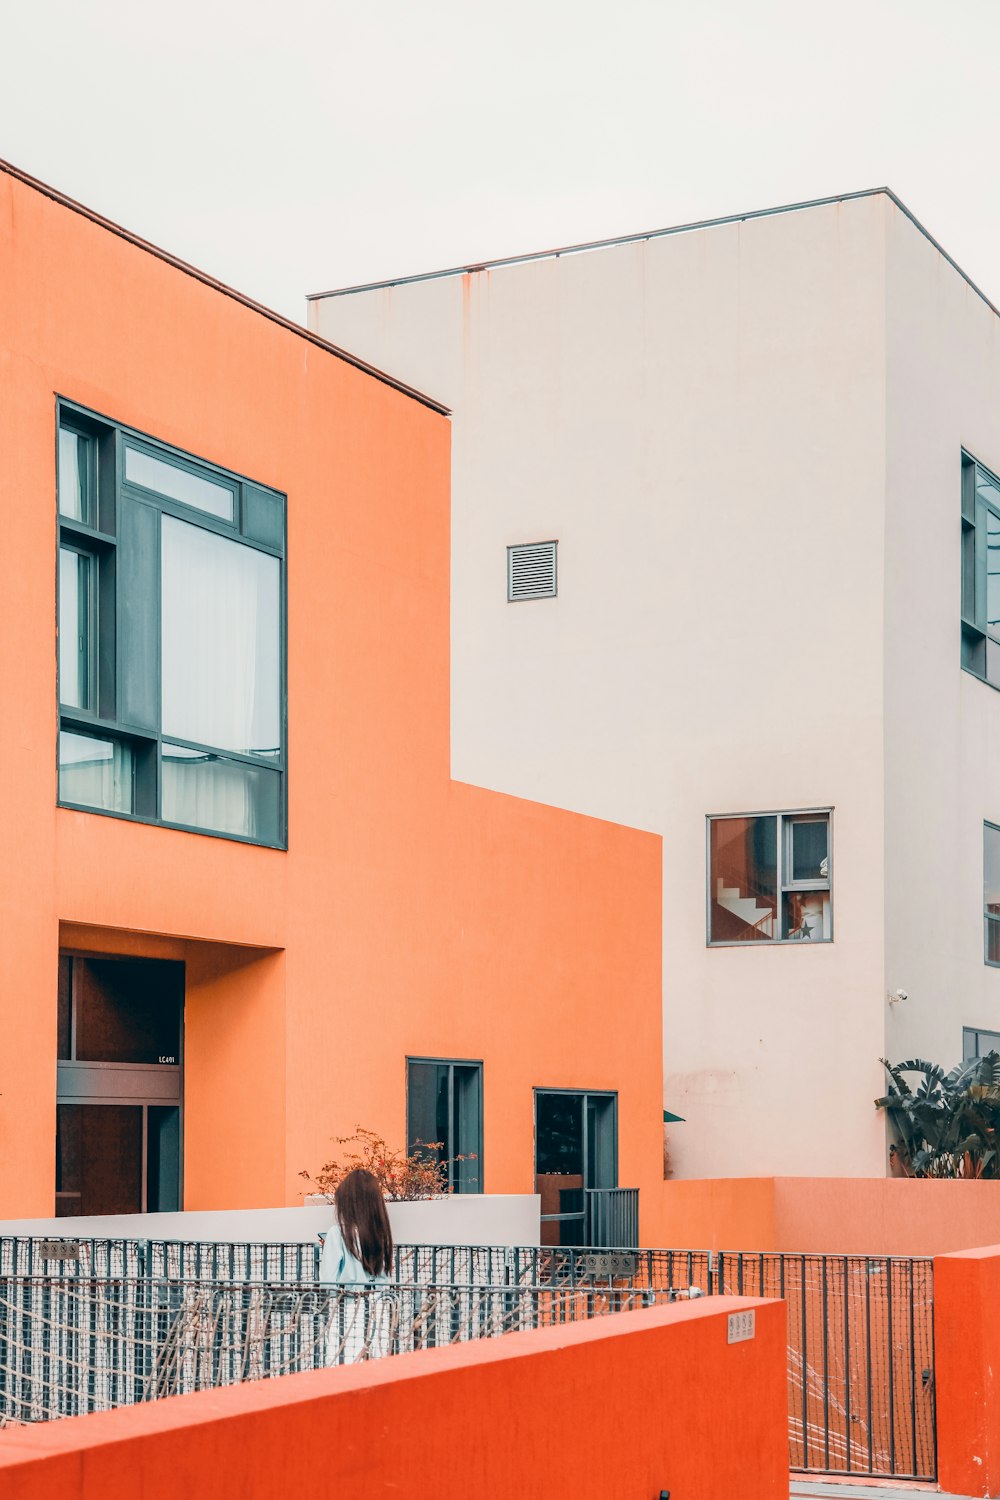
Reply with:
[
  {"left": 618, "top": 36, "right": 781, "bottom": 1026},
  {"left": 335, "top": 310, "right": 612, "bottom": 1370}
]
[{"left": 0, "top": 160, "right": 663, "bottom": 1233}]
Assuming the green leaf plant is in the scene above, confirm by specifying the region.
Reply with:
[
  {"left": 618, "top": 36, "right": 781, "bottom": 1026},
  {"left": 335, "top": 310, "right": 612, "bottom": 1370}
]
[{"left": 875, "top": 1053, "right": 1000, "bottom": 1179}]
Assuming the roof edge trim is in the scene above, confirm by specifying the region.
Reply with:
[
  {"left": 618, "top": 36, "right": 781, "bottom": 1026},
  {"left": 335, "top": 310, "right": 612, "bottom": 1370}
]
[
  {"left": 309, "top": 186, "right": 1000, "bottom": 325},
  {"left": 0, "top": 157, "right": 449, "bottom": 416}
]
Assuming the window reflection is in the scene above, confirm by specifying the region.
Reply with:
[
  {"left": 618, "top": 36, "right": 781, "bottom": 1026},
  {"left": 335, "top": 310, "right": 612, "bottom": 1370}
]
[
  {"left": 125, "top": 447, "right": 234, "bottom": 521},
  {"left": 59, "top": 732, "right": 133, "bottom": 813},
  {"left": 59, "top": 548, "right": 91, "bottom": 710},
  {"left": 161, "top": 744, "right": 280, "bottom": 842},
  {"left": 709, "top": 816, "right": 778, "bottom": 942},
  {"left": 58, "top": 430, "right": 93, "bottom": 524}
]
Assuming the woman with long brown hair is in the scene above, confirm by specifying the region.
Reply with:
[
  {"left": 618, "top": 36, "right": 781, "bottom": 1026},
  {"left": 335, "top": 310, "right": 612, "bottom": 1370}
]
[{"left": 319, "top": 1168, "right": 394, "bottom": 1363}]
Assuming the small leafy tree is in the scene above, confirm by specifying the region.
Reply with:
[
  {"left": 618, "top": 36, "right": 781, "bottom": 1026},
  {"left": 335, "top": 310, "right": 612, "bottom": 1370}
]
[
  {"left": 875, "top": 1053, "right": 1000, "bottom": 1179},
  {"left": 299, "top": 1126, "right": 475, "bottom": 1201}
]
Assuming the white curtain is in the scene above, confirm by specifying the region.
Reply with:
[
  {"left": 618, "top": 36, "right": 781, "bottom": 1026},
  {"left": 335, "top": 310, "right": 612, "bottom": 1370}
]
[
  {"left": 161, "top": 515, "right": 278, "bottom": 754},
  {"left": 159, "top": 517, "right": 279, "bottom": 839}
]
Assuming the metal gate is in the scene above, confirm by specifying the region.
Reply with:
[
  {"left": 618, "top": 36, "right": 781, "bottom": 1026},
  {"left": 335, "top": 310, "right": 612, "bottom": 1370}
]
[{"left": 711, "top": 1252, "right": 936, "bottom": 1482}]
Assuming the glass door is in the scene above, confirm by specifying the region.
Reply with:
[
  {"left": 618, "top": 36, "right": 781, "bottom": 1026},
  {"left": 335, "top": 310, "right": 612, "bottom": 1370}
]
[
  {"left": 534, "top": 1090, "right": 617, "bottom": 1246},
  {"left": 56, "top": 955, "right": 183, "bottom": 1216}
]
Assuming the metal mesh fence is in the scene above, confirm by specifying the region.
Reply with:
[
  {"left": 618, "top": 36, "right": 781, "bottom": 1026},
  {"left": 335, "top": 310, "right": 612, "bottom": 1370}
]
[
  {"left": 0, "top": 1278, "right": 676, "bottom": 1423},
  {"left": 0, "top": 1237, "right": 936, "bottom": 1480}
]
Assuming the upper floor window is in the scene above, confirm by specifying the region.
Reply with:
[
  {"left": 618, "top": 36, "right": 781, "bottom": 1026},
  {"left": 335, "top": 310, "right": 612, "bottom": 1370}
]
[
  {"left": 406, "top": 1058, "right": 482, "bottom": 1192},
  {"left": 961, "top": 452, "right": 1000, "bottom": 689},
  {"left": 964, "top": 1025, "right": 1000, "bottom": 1058},
  {"left": 708, "top": 810, "right": 832, "bottom": 945},
  {"left": 985, "top": 823, "right": 1000, "bottom": 965},
  {"left": 57, "top": 402, "right": 286, "bottom": 848}
]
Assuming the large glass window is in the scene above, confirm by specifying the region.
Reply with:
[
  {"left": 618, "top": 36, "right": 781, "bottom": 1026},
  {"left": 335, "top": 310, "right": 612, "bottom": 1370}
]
[
  {"left": 56, "top": 403, "right": 286, "bottom": 847},
  {"left": 406, "top": 1059, "right": 482, "bottom": 1192},
  {"left": 708, "top": 810, "right": 832, "bottom": 944},
  {"left": 961, "top": 453, "right": 1000, "bottom": 688}
]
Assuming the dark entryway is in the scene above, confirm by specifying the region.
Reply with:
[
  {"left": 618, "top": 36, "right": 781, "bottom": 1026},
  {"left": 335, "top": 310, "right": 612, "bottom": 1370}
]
[
  {"left": 56, "top": 955, "right": 183, "bottom": 1215},
  {"left": 534, "top": 1089, "right": 618, "bottom": 1246}
]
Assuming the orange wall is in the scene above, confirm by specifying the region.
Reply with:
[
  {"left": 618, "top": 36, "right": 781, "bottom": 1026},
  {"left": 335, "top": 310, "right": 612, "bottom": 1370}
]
[
  {"left": 935, "top": 1244, "right": 1000, "bottom": 1496},
  {"left": 0, "top": 1298, "right": 787, "bottom": 1500},
  {"left": 653, "top": 1176, "right": 1000, "bottom": 1254},
  {"left": 0, "top": 165, "right": 663, "bottom": 1220}
]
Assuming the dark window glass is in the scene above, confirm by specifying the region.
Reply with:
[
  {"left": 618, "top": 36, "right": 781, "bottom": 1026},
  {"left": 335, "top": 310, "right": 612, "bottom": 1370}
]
[
  {"left": 406, "top": 1060, "right": 482, "bottom": 1192},
  {"left": 70, "top": 958, "right": 182, "bottom": 1065},
  {"left": 147, "top": 1106, "right": 181, "bottom": 1212},
  {"left": 535, "top": 1090, "right": 617, "bottom": 1247},
  {"left": 56, "top": 1104, "right": 143, "bottom": 1217},
  {"left": 57, "top": 956, "right": 72, "bottom": 1061}
]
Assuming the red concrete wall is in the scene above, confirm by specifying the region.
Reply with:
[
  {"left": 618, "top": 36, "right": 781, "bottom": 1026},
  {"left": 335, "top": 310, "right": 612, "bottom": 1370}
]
[
  {"left": 0, "top": 163, "right": 663, "bottom": 1221},
  {"left": 935, "top": 1245, "right": 1000, "bottom": 1497},
  {"left": 653, "top": 1176, "right": 1000, "bottom": 1255},
  {"left": 0, "top": 1298, "right": 787, "bottom": 1500}
]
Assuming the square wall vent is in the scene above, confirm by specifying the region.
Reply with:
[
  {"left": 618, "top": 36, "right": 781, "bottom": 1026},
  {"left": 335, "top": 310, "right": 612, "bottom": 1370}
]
[{"left": 507, "top": 541, "right": 558, "bottom": 601}]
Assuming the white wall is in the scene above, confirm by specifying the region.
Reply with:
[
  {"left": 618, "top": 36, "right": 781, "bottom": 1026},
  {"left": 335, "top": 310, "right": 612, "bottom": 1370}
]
[
  {"left": 0, "top": 1195, "right": 541, "bottom": 1246},
  {"left": 883, "top": 200, "right": 1000, "bottom": 1074},
  {"left": 312, "top": 198, "right": 892, "bottom": 1178}
]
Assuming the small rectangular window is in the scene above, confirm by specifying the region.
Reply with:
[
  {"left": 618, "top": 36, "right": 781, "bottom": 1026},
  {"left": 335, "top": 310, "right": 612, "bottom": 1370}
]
[
  {"left": 406, "top": 1058, "right": 483, "bottom": 1192},
  {"left": 508, "top": 541, "right": 557, "bottom": 601},
  {"left": 708, "top": 809, "right": 831, "bottom": 945},
  {"left": 58, "top": 547, "right": 94, "bottom": 711},
  {"left": 58, "top": 428, "right": 96, "bottom": 525},
  {"left": 59, "top": 730, "right": 133, "bottom": 814},
  {"left": 124, "top": 446, "right": 235, "bottom": 522},
  {"left": 964, "top": 1026, "right": 1000, "bottom": 1059}
]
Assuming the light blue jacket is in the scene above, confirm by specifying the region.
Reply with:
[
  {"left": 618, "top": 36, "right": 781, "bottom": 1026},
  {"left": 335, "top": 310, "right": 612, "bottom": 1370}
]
[{"left": 318, "top": 1220, "right": 391, "bottom": 1287}]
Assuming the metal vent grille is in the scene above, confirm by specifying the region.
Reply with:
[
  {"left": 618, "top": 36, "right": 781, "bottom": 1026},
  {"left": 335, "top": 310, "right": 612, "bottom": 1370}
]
[{"left": 507, "top": 541, "right": 558, "bottom": 601}]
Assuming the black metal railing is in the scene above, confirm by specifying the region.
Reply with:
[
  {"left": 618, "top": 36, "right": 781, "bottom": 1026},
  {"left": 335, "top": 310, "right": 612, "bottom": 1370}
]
[
  {"left": 585, "top": 1187, "right": 639, "bottom": 1247},
  {"left": 0, "top": 1236, "right": 936, "bottom": 1479}
]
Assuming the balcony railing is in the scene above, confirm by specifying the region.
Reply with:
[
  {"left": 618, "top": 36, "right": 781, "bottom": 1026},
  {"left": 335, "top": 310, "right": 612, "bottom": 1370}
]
[{"left": 586, "top": 1187, "right": 639, "bottom": 1248}]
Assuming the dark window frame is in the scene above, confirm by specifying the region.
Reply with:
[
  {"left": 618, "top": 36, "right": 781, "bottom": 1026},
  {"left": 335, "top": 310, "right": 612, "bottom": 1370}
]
[
  {"left": 405, "top": 1056, "right": 484, "bottom": 1193},
  {"left": 56, "top": 398, "right": 288, "bottom": 849},
  {"left": 706, "top": 807, "right": 833, "bottom": 947},
  {"left": 985, "top": 821, "right": 1000, "bottom": 968},
  {"left": 961, "top": 450, "right": 1000, "bottom": 689}
]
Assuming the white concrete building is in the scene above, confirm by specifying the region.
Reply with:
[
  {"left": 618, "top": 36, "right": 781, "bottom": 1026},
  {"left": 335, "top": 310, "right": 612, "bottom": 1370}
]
[{"left": 309, "top": 189, "right": 1000, "bottom": 1179}]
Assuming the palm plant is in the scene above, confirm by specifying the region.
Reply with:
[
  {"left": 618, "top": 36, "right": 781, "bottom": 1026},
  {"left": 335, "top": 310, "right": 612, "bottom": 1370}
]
[{"left": 875, "top": 1053, "right": 1000, "bottom": 1179}]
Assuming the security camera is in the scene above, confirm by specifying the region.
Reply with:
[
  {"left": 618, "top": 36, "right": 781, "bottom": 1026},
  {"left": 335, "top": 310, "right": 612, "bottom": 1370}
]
[{"left": 887, "top": 988, "right": 908, "bottom": 1005}]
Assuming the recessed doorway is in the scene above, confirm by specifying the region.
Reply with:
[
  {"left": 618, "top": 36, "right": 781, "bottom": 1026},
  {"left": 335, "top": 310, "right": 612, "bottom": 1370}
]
[{"left": 56, "top": 955, "right": 183, "bottom": 1216}]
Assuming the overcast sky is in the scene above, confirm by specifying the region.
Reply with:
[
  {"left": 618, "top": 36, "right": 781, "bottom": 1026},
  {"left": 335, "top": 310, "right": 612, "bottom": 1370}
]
[{"left": 3, "top": 0, "right": 1000, "bottom": 322}]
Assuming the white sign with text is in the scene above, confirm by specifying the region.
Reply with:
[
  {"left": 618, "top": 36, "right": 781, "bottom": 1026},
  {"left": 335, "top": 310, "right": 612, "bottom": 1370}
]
[{"left": 727, "top": 1310, "right": 756, "bottom": 1344}]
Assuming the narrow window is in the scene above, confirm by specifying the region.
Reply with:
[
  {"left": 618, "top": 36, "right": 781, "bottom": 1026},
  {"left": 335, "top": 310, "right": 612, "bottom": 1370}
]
[
  {"left": 406, "top": 1058, "right": 482, "bottom": 1192},
  {"left": 708, "top": 810, "right": 832, "bottom": 945},
  {"left": 985, "top": 823, "right": 1000, "bottom": 966},
  {"left": 961, "top": 452, "right": 1000, "bottom": 688}
]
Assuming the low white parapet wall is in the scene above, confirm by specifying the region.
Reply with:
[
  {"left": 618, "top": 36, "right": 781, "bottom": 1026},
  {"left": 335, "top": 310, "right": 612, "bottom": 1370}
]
[{"left": 0, "top": 1195, "right": 540, "bottom": 1248}]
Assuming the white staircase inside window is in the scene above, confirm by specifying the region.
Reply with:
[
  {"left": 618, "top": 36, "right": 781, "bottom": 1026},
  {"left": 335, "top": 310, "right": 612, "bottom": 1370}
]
[{"left": 715, "top": 878, "right": 775, "bottom": 937}]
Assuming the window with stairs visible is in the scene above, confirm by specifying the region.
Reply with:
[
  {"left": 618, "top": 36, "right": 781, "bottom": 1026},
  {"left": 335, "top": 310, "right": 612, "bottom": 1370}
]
[{"left": 708, "top": 810, "right": 832, "bottom": 945}]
